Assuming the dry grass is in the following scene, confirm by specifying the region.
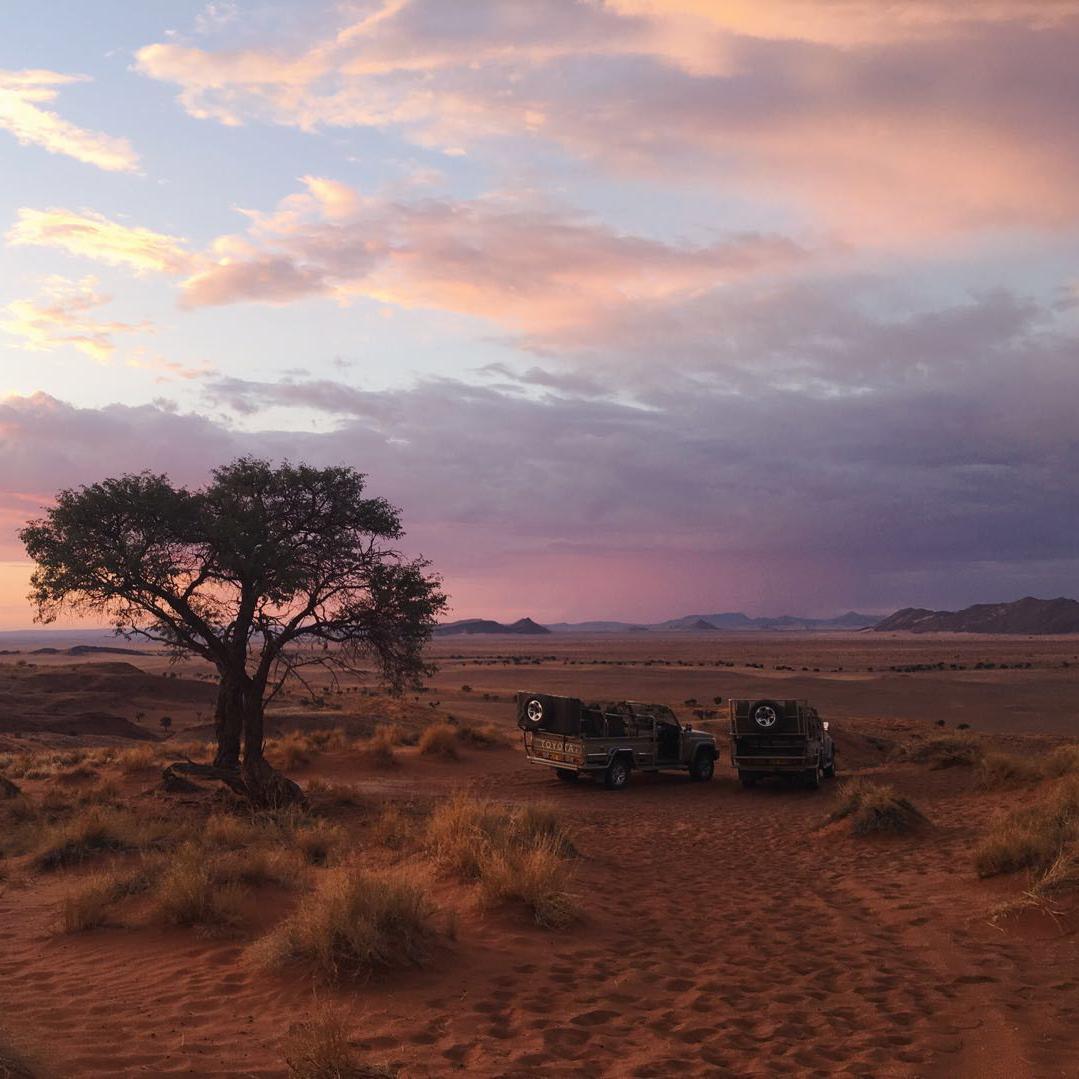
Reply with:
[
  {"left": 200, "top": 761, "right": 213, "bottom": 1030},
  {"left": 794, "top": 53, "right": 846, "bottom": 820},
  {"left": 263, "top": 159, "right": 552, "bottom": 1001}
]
[
  {"left": 32, "top": 806, "right": 177, "bottom": 871},
  {"left": 146, "top": 842, "right": 250, "bottom": 930},
  {"left": 826, "top": 779, "right": 929, "bottom": 836},
  {"left": 282, "top": 1007, "right": 397, "bottom": 1078},
  {"left": 268, "top": 732, "right": 314, "bottom": 771},
  {"left": 974, "top": 775, "right": 1079, "bottom": 879},
  {"left": 454, "top": 722, "right": 508, "bottom": 749},
  {"left": 304, "top": 779, "right": 367, "bottom": 810},
  {"left": 115, "top": 745, "right": 159, "bottom": 774},
  {"left": 251, "top": 867, "right": 439, "bottom": 982},
  {"left": 1042, "top": 743, "right": 1079, "bottom": 779},
  {"left": 417, "top": 724, "right": 460, "bottom": 760},
  {"left": 360, "top": 728, "right": 399, "bottom": 770},
  {"left": 899, "top": 734, "right": 982, "bottom": 769},
  {"left": 975, "top": 751, "right": 1045, "bottom": 790},
  {"left": 427, "top": 797, "right": 577, "bottom": 925}
]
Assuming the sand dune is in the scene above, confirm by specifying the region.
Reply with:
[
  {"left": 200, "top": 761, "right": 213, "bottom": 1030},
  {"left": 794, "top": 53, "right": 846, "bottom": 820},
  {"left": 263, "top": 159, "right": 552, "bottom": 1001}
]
[{"left": 0, "top": 634, "right": 1076, "bottom": 1076}]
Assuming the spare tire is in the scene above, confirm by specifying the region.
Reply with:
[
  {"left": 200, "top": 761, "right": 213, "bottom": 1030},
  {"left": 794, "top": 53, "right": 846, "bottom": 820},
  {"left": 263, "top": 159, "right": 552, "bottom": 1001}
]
[
  {"left": 749, "top": 699, "right": 784, "bottom": 731},
  {"left": 523, "top": 697, "right": 545, "bottom": 727}
]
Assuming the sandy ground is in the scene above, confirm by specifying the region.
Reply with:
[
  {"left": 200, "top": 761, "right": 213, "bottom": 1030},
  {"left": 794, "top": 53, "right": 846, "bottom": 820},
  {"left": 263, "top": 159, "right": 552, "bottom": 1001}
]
[{"left": 1, "top": 633, "right": 1077, "bottom": 1077}]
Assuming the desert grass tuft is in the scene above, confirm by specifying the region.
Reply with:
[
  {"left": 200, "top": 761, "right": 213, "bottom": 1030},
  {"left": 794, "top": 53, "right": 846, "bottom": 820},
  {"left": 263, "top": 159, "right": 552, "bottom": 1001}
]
[
  {"left": 417, "top": 724, "right": 460, "bottom": 760},
  {"left": 115, "top": 745, "right": 159, "bottom": 774},
  {"left": 974, "top": 775, "right": 1079, "bottom": 879},
  {"left": 826, "top": 779, "right": 929, "bottom": 836},
  {"left": 33, "top": 806, "right": 175, "bottom": 871},
  {"left": 427, "top": 796, "right": 577, "bottom": 924},
  {"left": 975, "top": 751, "right": 1044, "bottom": 790},
  {"left": 899, "top": 734, "right": 982, "bottom": 769},
  {"left": 252, "top": 867, "right": 439, "bottom": 982},
  {"left": 453, "top": 722, "right": 508, "bottom": 748},
  {"left": 361, "top": 727, "right": 399, "bottom": 770},
  {"left": 146, "top": 842, "right": 249, "bottom": 929},
  {"left": 282, "top": 1006, "right": 397, "bottom": 1078}
]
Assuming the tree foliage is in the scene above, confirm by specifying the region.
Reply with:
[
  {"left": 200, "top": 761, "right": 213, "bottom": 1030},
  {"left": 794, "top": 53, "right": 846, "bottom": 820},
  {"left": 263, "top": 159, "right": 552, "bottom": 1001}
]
[{"left": 20, "top": 458, "right": 446, "bottom": 802}]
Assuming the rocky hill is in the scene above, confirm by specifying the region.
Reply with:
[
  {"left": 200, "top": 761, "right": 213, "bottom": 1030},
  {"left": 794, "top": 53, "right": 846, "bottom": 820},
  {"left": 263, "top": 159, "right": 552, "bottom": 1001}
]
[
  {"left": 433, "top": 617, "right": 551, "bottom": 636},
  {"left": 874, "top": 597, "right": 1079, "bottom": 634}
]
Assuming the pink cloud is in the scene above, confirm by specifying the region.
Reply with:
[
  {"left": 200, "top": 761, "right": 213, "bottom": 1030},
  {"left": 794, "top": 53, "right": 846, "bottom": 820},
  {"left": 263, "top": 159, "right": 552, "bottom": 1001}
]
[{"left": 134, "top": 3, "right": 1079, "bottom": 236}]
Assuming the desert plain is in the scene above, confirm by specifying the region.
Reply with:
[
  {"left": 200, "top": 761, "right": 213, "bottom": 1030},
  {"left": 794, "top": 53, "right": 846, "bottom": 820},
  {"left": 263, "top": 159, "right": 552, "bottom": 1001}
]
[{"left": 1, "top": 631, "right": 1077, "bottom": 1077}]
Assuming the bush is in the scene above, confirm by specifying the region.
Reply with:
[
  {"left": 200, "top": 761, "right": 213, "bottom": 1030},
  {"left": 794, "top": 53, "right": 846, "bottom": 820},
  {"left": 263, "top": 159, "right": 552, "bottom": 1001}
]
[
  {"left": 826, "top": 780, "right": 928, "bottom": 836},
  {"left": 282, "top": 1008, "right": 397, "bottom": 1078},
  {"left": 116, "top": 745, "right": 159, "bottom": 773},
  {"left": 33, "top": 807, "right": 173, "bottom": 871},
  {"left": 454, "top": 722, "right": 507, "bottom": 748},
  {"left": 975, "top": 752, "right": 1044, "bottom": 790},
  {"left": 974, "top": 776, "right": 1079, "bottom": 879},
  {"left": 268, "top": 732, "right": 314, "bottom": 770},
  {"left": 417, "top": 724, "right": 460, "bottom": 760},
  {"left": 361, "top": 728, "right": 399, "bottom": 770},
  {"left": 147, "top": 843, "right": 249, "bottom": 929},
  {"left": 899, "top": 734, "right": 982, "bottom": 769},
  {"left": 427, "top": 797, "right": 577, "bottom": 924},
  {"left": 1043, "top": 744, "right": 1079, "bottom": 779},
  {"left": 252, "top": 868, "right": 439, "bottom": 982}
]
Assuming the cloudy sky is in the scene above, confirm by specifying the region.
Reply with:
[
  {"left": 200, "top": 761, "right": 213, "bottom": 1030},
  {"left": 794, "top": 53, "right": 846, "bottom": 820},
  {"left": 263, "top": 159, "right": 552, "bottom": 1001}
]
[{"left": 1, "top": 1, "right": 1078, "bottom": 628}]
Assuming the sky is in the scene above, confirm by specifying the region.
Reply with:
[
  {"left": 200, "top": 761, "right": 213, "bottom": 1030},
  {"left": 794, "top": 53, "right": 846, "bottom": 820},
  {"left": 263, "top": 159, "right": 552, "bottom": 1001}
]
[{"left": 1, "top": 1, "right": 1078, "bottom": 629}]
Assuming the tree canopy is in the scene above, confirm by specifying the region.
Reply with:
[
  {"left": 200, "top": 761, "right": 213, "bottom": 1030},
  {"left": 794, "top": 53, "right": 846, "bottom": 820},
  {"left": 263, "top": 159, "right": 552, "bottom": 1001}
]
[{"left": 20, "top": 458, "right": 447, "bottom": 803}]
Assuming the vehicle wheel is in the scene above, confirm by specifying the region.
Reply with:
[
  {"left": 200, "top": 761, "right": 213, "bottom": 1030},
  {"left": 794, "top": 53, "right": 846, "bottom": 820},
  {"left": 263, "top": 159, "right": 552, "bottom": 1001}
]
[
  {"left": 749, "top": 699, "right": 785, "bottom": 731},
  {"left": 604, "top": 757, "right": 631, "bottom": 790},
  {"left": 822, "top": 756, "right": 836, "bottom": 779},
  {"left": 804, "top": 759, "right": 823, "bottom": 789},
  {"left": 689, "top": 751, "right": 715, "bottom": 782},
  {"left": 555, "top": 769, "right": 578, "bottom": 783},
  {"left": 738, "top": 770, "right": 757, "bottom": 789}
]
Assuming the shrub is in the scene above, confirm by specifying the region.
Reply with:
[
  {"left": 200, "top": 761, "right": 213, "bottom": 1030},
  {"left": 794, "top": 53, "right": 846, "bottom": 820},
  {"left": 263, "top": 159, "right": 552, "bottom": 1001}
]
[
  {"left": 417, "top": 724, "right": 459, "bottom": 760},
  {"left": 427, "top": 797, "right": 577, "bottom": 924},
  {"left": 479, "top": 838, "right": 578, "bottom": 928},
  {"left": 974, "top": 776, "right": 1079, "bottom": 879},
  {"left": 252, "top": 868, "right": 439, "bottom": 982},
  {"left": 1043, "top": 744, "right": 1079, "bottom": 779},
  {"left": 60, "top": 874, "right": 117, "bottom": 933},
  {"left": 282, "top": 1008, "right": 397, "bottom": 1078},
  {"left": 147, "top": 843, "right": 248, "bottom": 929},
  {"left": 116, "top": 745, "right": 159, "bottom": 773},
  {"left": 826, "top": 780, "right": 928, "bottom": 836},
  {"left": 33, "top": 807, "right": 172, "bottom": 871},
  {"left": 361, "top": 728, "right": 399, "bottom": 770},
  {"left": 454, "top": 722, "right": 507, "bottom": 748},
  {"left": 975, "top": 752, "right": 1044, "bottom": 790},
  {"left": 268, "top": 732, "right": 314, "bottom": 771},
  {"left": 899, "top": 734, "right": 982, "bottom": 769}
]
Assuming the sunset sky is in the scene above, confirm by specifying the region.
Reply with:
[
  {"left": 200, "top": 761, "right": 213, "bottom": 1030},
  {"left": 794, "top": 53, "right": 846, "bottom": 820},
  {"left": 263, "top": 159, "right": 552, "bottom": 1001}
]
[{"left": 2, "top": 1, "right": 1078, "bottom": 628}]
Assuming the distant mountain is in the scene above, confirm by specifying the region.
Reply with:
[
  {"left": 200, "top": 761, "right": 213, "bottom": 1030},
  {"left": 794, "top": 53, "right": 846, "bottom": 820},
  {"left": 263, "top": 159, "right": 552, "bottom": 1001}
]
[
  {"left": 434, "top": 617, "right": 551, "bottom": 636},
  {"left": 874, "top": 597, "right": 1079, "bottom": 635},
  {"left": 547, "top": 611, "right": 878, "bottom": 632}
]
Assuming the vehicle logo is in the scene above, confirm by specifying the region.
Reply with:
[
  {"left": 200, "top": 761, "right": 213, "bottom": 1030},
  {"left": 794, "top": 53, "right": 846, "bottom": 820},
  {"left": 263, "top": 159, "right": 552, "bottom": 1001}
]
[
  {"left": 527, "top": 699, "right": 544, "bottom": 723},
  {"left": 754, "top": 705, "right": 778, "bottom": 729}
]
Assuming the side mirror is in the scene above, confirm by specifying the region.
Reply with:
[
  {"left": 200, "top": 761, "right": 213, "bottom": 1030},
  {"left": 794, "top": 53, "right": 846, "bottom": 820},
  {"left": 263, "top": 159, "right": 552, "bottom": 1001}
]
[{"left": 823, "top": 721, "right": 830, "bottom": 731}]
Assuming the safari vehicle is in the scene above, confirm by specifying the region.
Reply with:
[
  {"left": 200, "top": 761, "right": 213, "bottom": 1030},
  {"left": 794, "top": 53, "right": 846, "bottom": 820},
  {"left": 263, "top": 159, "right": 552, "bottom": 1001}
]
[
  {"left": 517, "top": 691, "right": 718, "bottom": 789},
  {"left": 729, "top": 698, "right": 836, "bottom": 789}
]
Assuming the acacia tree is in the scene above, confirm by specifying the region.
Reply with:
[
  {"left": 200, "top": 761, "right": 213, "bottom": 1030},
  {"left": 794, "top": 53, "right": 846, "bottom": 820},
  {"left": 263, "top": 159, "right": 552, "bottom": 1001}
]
[{"left": 20, "top": 458, "right": 446, "bottom": 805}]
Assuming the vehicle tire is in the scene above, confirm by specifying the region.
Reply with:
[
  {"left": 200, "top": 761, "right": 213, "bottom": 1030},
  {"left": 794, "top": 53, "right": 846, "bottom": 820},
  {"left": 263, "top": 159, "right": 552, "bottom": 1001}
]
[
  {"left": 604, "top": 757, "right": 631, "bottom": 790},
  {"left": 749, "top": 699, "right": 785, "bottom": 731},
  {"left": 822, "top": 755, "right": 836, "bottom": 779},
  {"left": 689, "top": 751, "right": 715, "bottom": 782},
  {"left": 738, "top": 770, "right": 758, "bottom": 788},
  {"left": 804, "top": 759, "right": 823, "bottom": 789},
  {"left": 523, "top": 697, "right": 546, "bottom": 728},
  {"left": 555, "top": 769, "right": 578, "bottom": 783}
]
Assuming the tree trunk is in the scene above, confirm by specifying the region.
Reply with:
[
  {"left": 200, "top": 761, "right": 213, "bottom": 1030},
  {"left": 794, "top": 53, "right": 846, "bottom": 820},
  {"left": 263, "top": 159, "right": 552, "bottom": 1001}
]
[
  {"left": 239, "top": 697, "right": 306, "bottom": 808},
  {"left": 212, "top": 672, "right": 244, "bottom": 769}
]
